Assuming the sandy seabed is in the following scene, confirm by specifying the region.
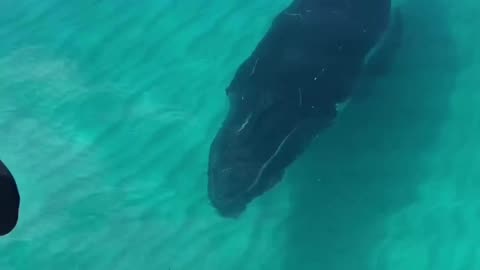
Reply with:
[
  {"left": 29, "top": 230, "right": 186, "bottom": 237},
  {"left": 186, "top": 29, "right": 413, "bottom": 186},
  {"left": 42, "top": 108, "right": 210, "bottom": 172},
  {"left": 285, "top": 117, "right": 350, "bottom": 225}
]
[{"left": 0, "top": 0, "right": 479, "bottom": 269}]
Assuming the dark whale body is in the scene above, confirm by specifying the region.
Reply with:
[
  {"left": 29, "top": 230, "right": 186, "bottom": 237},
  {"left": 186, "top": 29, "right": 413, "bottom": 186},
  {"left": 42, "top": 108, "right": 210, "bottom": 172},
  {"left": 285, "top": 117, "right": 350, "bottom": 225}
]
[
  {"left": 0, "top": 160, "right": 20, "bottom": 236},
  {"left": 208, "top": 0, "right": 392, "bottom": 217}
]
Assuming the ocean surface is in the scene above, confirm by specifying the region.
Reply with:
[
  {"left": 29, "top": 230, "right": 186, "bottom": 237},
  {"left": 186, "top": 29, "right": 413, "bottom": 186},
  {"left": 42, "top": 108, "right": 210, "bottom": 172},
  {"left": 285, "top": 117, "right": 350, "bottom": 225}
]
[{"left": 0, "top": 0, "right": 479, "bottom": 269}]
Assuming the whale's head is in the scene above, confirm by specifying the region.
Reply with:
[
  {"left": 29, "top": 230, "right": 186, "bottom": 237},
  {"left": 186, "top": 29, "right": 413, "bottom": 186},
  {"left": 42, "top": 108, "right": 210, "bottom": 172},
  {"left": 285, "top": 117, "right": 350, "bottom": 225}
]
[{"left": 207, "top": 88, "right": 334, "bottom": 218}]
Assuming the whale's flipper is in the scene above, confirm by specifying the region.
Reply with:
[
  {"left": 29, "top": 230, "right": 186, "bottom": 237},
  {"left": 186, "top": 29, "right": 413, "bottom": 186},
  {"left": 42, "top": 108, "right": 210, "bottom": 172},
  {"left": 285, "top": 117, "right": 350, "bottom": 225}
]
[
  {"left": 353, "top": 7, "right": 403, "bottom": 101},
  {"left": 0, "top": 160, "right": 20, "bottom": 236},
  {"left": 363, "top": 7, "right": 404, "bottom": 77}
]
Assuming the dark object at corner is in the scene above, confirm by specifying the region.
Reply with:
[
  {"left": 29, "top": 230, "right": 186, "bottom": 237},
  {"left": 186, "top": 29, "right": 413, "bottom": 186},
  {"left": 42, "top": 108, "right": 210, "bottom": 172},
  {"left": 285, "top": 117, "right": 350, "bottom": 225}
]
[{"left": 0, "top": 160, "right": 20, "bottom": 236}]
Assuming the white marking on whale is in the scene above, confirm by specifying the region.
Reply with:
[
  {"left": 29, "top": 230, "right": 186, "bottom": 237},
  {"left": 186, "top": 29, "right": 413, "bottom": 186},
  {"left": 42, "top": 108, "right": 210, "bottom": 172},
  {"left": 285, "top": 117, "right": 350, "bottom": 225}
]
[
  {"left": 237, "top": 113, "right": 252, "bottom": 133},
  {"left": 247, "top": 126, "right": 298, "bottom": 192}
]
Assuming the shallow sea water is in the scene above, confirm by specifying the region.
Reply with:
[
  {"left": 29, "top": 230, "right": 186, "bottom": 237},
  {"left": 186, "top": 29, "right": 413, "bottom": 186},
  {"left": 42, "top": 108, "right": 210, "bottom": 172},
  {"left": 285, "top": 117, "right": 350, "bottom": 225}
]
[{"left": 0, "top": 0, "right": 479, "bottom": 269}]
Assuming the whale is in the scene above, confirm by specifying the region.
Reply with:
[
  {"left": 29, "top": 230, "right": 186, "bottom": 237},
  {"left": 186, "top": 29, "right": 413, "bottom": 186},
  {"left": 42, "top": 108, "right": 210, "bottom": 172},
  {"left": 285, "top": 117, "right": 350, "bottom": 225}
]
[
  {"left": 0, "top": 160, "right": 20, "bottom": 236},
  {"left": 207, "top": 0, "right": 398, "bottom": 217}
]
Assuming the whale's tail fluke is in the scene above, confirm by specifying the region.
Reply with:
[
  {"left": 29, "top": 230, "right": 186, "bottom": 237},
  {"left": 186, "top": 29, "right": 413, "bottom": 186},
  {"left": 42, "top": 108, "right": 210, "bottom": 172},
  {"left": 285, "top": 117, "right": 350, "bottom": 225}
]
[{"left": 0, "top": 160, "right": 20, "bottom": 236}]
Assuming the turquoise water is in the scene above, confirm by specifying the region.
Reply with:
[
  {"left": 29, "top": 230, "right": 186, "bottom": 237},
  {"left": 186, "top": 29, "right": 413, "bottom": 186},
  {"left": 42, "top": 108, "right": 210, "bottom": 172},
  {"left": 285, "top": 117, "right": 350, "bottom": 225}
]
[{"left": 1, "top": 0, "right": 479, "bottom": 269}]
